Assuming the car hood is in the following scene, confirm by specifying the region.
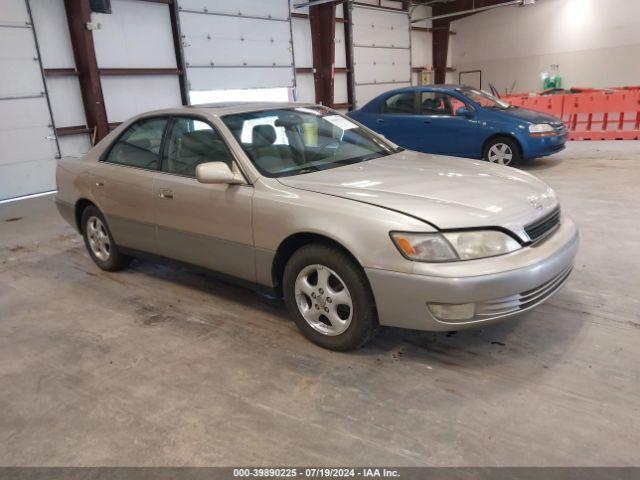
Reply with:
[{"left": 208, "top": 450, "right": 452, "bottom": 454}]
[
  {"left": 276, "top": 151, "right": 558, "bottom": 241},
  {"left": 497, "top": 106, "right": 562, "bottom": 124}
]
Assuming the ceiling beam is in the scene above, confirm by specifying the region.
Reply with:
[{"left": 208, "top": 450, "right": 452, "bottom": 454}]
[{"left": 431, "top": 0, "right": 520, "bottom": 21}]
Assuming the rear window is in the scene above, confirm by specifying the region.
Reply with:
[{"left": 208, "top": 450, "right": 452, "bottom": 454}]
[{"left": 104, "top": 117, "right": 167, "bottom": 170}]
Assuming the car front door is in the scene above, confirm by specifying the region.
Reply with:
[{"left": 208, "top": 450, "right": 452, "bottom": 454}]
[
  {"left": 365, "top": 91, "right": 422, "bottom": 150},
  {"left": 153, "top": 116, "right": 255, "bottom": 282},
  {"left": 418, "top": 90, "right": 481, "bottom": 157},
  {"left": 92, "top": 116, "right": 166, "bottom": 254}
]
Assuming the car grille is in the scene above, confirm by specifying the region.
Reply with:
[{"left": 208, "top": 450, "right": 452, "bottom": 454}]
[
  {"left": 525, "top": 207, "right": 561, "bottom": 243},
  {"left": 474, "top": 265, "right": 573, "bottom": 319}
]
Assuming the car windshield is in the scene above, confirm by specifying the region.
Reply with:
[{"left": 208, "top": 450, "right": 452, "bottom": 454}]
[
  {"left": 459, "top": 87, "right": 511, "bottom": 109},
  {"left": 222, "top": 106, "right": 402, "bottom": 178}
]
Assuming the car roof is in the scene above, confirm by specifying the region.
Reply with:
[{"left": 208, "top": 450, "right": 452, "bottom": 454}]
[
  {"left": 190, "top": 101, "right": 320, "bottom": 116},
  {"left": 136, "top": 102, "right": 319, "bottom": 119},
  {"left": 378, "top": 84, "right": 467, "bottom": 95}
]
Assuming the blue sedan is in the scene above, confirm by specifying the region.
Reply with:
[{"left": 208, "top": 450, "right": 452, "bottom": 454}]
[{"left": 348, "top": 85, "right": 567, "bottom": 166}]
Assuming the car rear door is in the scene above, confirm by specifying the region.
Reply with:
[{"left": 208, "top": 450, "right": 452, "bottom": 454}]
[
  {"left": 92, "top": 117, "right": 166, "bottom": 254},
  {"left": 356, "top": 91, "right": 422, "bottom": 151},
  {"left": 418, "top": 90, "right": 481, "bottom": 157},
  {"left": 153, "top": 116, "right": 255, "bottom": 282}
]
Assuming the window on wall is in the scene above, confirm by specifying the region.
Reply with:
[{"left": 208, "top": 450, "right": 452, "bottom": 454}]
[
  {"left": 162, "top": 118, "right": 235, "bottom": 176},
  {"left": 104, "top": 117, "right": 167, "bottom": 169},
  {"left": 420, "top": 92, "right": 466, "bottom": 115},
  {"left": 382, "top": 92, "right": 416, "bottom": 114},
  {"left": 189, "top": 87, "right": 293, "bottom": 105}
]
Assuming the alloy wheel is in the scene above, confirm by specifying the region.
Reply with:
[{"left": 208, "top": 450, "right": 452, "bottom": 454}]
[
  {"left": 487, "top": 143, "right": 513, "bottom": 165},
  {"left": 294, "top": 264, "right": 353, "bottom": 336},
  {"left": 86, "top": 216, "right": 111, "bottom": 261}
]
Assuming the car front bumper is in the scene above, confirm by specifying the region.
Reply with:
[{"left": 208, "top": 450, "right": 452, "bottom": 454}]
[
  {"left": 522, "top": 133, "right": 567, "bottom": 159},
  {"left": 365, "top": 217, "right": 579, "bottom": 331}
]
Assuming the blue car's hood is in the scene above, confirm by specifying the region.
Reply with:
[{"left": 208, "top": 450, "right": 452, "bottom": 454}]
[{"left": 495, "top": 106, "right": 562, "bottom": 124}]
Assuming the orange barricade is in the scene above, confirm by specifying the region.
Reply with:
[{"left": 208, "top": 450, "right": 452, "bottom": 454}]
[
  {"left": 563, "top": 90, "right": 640, "bottom": 140},
  {"left": 502, "top": 89, "right": 640, "bottom": 141},
  {"left": 501, "top": 94, "right": 565, "bottom": 119}
]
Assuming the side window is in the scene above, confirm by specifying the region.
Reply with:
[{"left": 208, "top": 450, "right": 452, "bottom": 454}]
[
  {"left": 104, "top": 117, "right": 167, "bottom": 169},
  {"left": 381, "top": 92, "right": 416, "bottom": 114},
  {"left": 162, "top": 117, "right": 236, "bottom": 177},
  {"left": 449, "top": 95, "right": 466, "bottom": 114},
  {"left": 421, "top": 92, "right": 466, "bottom": 115}
]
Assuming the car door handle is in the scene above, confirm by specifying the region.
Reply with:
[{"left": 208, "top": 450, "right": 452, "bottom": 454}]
[
  {"left": 95, "top": 181, "right": 104, "bottom": 187},
  {"left": 376, "top": 118, "right": 385, "bottom": 124},
  {"left": 159, "top": 189, "right": 173, "bottom": 200},
  {"left": 423, "top": 120, "right": 432, "bottom": 124}
]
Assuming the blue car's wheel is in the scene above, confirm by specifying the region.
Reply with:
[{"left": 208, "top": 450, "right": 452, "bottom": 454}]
[{"left": 483, "top": 137, "right": 520, "bottom": 166}]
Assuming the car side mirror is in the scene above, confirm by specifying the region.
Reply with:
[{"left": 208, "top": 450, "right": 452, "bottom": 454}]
[
  {"left": 456, "top": 107, "right": 473, "bottom": 118},
  {"left": 196, "top": 162, "right": 244, "bottom": 185}
]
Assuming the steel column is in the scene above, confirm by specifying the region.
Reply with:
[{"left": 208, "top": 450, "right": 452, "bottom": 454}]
[
  {"left": 309, "top": 2, "right": 336, "bottom": 106},
  {"left": 63, "top": 0, "right": 109, "bottom": 142},
  {"left": 432, "top": 19, "right": 450, "bottom": 84},
  {"left": 169, "top": 0, "right": 189, "bottom": 105}
]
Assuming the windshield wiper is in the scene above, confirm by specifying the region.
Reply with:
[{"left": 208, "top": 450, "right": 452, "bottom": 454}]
[
  {"left": 333, "top": 153, "right": 382, "bottom": 165},
  {"left": 295, "top": 167, "right": 320, "bottom": 175}
]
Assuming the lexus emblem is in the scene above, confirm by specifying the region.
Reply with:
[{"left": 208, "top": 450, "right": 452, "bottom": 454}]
[{"left": 529, "top": 197, "right": 544, "bottom": 211}]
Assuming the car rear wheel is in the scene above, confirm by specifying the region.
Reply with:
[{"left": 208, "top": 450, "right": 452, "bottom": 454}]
[
  {"left": 483, "top": 137, "right": 520, "bottom": 166},
  {"left": 81, "top": 205, "right": 132, "bottom": 271},
  {"left": 283, "top": 243, "right": 379, "bottom": 351}
]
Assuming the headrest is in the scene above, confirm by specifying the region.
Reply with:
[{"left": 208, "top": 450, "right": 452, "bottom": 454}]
[
  {"left": 181, "top": 130, "right": 217, "bottom": 156},
  {"left": 252, "top": 124, "right": 277, "bottom": 147}
]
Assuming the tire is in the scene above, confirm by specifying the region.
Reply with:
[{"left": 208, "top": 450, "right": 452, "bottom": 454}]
[
  {"left": 283, "top": 243, "right": 379, "bottom": 351},
  {"left": 483, "top": 136, "right": 521, "bottom": 166},
  {"left": 81, "top": 205, "right": 132, "bottom": 272}
]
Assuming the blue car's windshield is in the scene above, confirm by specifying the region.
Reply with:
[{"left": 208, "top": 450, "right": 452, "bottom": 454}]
[
  {"left": 223, "top": 106, "right": 402, "bottom": 178},
  {"left": 459, "top": 87, "right": 512, "bottom": 110}
]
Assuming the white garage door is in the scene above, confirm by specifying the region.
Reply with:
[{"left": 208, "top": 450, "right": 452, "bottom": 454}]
[
  {"left": 92, "top": 0, "right": 183, "bottom": 123},
  {"left": 176, "top": 0, "right": 295, "bottom": 96},
  {"left": 350, "top": 2, "right": 411, "bottom": 108},
  {"left": 0, "top": 0, "right": 59, "bottom": 201}
]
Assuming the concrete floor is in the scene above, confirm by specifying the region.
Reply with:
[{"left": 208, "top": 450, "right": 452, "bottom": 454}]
[{"left": 0, "top": 141, "right": 639, "bottom": 467}]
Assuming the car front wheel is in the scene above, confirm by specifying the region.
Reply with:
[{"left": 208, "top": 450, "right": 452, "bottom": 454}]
[
  {"left": 81, "top": 205, "right": 131, "bottom": 271},
  {"left": 283, "top": 243, "right": 379, "bottom": 351},
  {"left": 483, "top": 137, "right": 520, "bottom": 166}
]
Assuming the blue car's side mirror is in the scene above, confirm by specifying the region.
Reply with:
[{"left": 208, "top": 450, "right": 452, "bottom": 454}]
[{"left": 456, "top": 106, "right": 473, "bottom": 117}]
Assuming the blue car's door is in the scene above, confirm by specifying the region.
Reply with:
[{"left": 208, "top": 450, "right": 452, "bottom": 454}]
[
  {"left": 418, "top": 91, "right": 482, "bottom": 158},
  {"left": 355, "top": 91, "right": 423, "bottom": 151}
]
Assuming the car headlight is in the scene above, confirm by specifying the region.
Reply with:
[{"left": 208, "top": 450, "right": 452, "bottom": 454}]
[
  {"left": 442, "top": 231, "right": 521, "bottom": 260},
  {"left": 529, "top": 123, "right": 556, "bottom": 137},
  {"left": 390, "top": 230, "right": 521, "bottom": 262}
]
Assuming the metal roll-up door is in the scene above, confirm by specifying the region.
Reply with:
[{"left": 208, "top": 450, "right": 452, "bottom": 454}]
[
  {"left": 92, "top": 0, "right": 183, "bottom": 123},
  {"left": 0, "top": 0, "right": 59, "bottom": 200},
  {"left": 176, "top": 0, "right": 295, "bottom": 96},
  {"left": 348, "top": 1, "right": 411, "bottom": 108}
]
